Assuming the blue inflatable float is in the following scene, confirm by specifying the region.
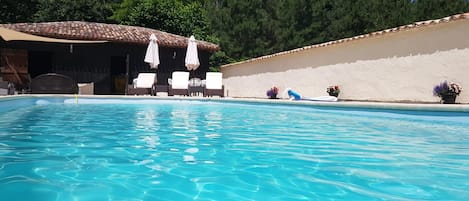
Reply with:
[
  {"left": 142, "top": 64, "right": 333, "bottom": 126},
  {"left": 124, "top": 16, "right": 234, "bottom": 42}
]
[{"left": 286, "top": 89, "right": 338, "bottom": 102}]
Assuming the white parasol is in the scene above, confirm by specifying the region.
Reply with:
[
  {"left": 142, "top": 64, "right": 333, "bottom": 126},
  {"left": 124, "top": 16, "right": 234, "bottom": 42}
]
[
  {"left": 144, "top": 34, "right": 160, "bottom": 69},
  {"left": 185, "top": 35, "right": 200, "bottom": 71}
]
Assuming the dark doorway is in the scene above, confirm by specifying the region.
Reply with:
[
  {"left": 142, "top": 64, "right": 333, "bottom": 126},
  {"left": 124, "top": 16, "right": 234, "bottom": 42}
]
[
  {"left": 110, "top": 56, "right": 126, "bottom": 94},
  {"left": 29, "top": 51, "right": 53, "bottom": 79}
]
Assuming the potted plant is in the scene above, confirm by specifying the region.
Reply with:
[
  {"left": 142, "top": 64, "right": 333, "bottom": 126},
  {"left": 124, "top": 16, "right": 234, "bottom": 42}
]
[
  {"left": 327, "top": 85, "right": 340, "bottom": 97},
  {"left": 433, "top": 81, "right": 462, "bottom": 104},
  {"left": 266, "top": 86, "right": 279, "bottom": 99}
]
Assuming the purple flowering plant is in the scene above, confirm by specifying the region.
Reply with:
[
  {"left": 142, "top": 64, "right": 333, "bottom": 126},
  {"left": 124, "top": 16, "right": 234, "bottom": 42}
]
[
  {"left": 266, "top": 86, "right": 279, "bottom": 98},
  {"left": 433, "top": 81, "right": 462, "bottom": 97}
]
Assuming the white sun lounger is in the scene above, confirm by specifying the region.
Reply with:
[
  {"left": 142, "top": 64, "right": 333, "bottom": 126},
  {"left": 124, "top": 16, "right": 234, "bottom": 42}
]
[
  {"left": 128, "top": 73, "right": 157, "bottom": 95},
  {"left": 203, "top": 72, "right": 224, "bottom": 97},
  {"left": 168, "top": 71, "right": 189, "bottom": 96}
]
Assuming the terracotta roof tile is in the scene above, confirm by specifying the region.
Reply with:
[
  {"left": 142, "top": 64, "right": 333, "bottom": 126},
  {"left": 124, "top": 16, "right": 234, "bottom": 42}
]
[
  {"left": 0, "top": 21, "right": 219, "bottom": 52},
  {"left": 222, "top": 12, "right": 469, "bottom": 68}
]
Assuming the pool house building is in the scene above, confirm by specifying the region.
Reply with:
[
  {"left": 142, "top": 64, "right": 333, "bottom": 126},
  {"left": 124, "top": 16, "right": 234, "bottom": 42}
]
[{"left": 0, "top": 22, "right": 219, "bottom": 95}]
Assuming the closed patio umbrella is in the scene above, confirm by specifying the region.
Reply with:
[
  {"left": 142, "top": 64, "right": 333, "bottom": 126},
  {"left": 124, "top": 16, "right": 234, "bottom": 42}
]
[
  {"left": 185, "top": 35, "right": 200, "bottom": 71},
  {"left": 144, "top": 34, "right": 160, "bottom": 69}
]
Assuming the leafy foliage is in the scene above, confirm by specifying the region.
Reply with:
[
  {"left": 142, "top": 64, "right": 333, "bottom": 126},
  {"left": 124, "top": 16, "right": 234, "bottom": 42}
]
[
  {"left": 33, "top": 0, "right": 117, "bottom": 22},
  {"left": 0, "top": 0, "right": 39, "bottom": 23},
  {"left": 112, "top": 0, "right": 209, "bottom": 40}
]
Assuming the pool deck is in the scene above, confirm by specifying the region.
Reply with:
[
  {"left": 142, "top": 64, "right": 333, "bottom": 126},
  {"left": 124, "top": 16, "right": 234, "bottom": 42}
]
[{"left": 1, "top": 94, "right": 469, "bottom": 112}]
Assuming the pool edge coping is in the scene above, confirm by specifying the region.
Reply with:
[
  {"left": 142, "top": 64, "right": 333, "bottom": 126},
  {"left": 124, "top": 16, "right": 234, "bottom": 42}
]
[{"left": 1, "top": 94, "right": 469, "bottom": 112}]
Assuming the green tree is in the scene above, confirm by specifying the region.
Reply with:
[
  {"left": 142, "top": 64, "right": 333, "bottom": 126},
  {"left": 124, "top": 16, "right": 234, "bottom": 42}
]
[
  {"left": 0, "top": 0, "right": 38, "bottom": 23},
  {"left": 112, "top": 0, "right": 209, "bottom": 40},
  {"left": 207, "top": 0, "right": 284, "bottom": 60},
  {"left": 33, "top": 0, "right": 117, "bottom": 22},
  {"left": 410, "top": 0, "right": 469, "bottom": 21}
]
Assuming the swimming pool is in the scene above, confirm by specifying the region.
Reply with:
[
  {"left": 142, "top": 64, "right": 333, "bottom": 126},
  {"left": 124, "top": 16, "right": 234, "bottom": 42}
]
[{"left": 1, "top": 96, "right": 468, "bottom": 200}]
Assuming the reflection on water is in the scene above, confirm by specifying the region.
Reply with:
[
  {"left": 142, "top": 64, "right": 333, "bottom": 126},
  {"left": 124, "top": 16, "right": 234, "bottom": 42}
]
[
  {"left": 134, "top": 109, "right": 158, "bottom": 131},
  {"left": 169, "top": 108, "right": 201, "bottom": 164},
  {"left": 205, "top": 111, "right": 223, "bottom": 129},
  {"left": 141, "top": 135, "right": 160, "bottom": 149},
  {"left": 134, "top": 108, "right": 161, "bottom": 151}
]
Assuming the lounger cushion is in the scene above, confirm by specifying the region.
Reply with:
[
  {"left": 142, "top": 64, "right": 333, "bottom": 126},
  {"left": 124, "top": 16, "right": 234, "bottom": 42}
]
[
  {"left": 171, "top": 72, "right": 189, "bottom": 89},
  {"left": 135, "top": 73, "right": 157, "bottom": 88},
  {"left": 205, "top": 72, "right": 223, "bottom": 90}
]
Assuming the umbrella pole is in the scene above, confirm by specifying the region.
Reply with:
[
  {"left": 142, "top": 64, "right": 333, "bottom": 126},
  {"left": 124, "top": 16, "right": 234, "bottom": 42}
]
[{"left": 125, "top": 53, "right": 130, "bottom": 95}]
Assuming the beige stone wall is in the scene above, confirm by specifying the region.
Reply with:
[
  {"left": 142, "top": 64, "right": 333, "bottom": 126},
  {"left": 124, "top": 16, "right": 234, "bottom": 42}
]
[{"left": 221, "top": 20, "right": 469, "bottom": 103}]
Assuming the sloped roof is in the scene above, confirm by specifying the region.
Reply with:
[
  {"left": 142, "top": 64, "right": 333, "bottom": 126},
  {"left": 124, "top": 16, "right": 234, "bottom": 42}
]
[
  {"left": 0, "top": 21, "right": 219, "bottom": 52},
  {"left": 0, "top": 27, "right": 107, "bottom": 43},
  {"left": 223, "top": 12, "right": 469, "bottom": 67}
]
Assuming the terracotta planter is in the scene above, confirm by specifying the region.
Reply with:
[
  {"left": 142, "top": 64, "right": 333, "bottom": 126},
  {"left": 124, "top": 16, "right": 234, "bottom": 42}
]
[
  {"left": 441, "top": 94, "right": 457, "bottom": 104},
  {"left": 328, "top": 92, "right": 339, "bottom": 97}
]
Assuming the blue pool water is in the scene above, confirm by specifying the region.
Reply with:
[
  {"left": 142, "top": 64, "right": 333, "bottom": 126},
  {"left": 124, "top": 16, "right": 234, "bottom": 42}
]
[{"left": 0, "top": 98, "right": 469, "bottom": 200}]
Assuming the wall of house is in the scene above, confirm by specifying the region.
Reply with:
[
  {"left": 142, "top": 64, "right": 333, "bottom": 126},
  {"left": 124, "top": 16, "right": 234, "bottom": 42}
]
[
  {"left": 1, "top": 41, "right": 212, "bottom": 94},
  {"left": 221, "top": 20, "right": 469, "bottom": 103}
]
